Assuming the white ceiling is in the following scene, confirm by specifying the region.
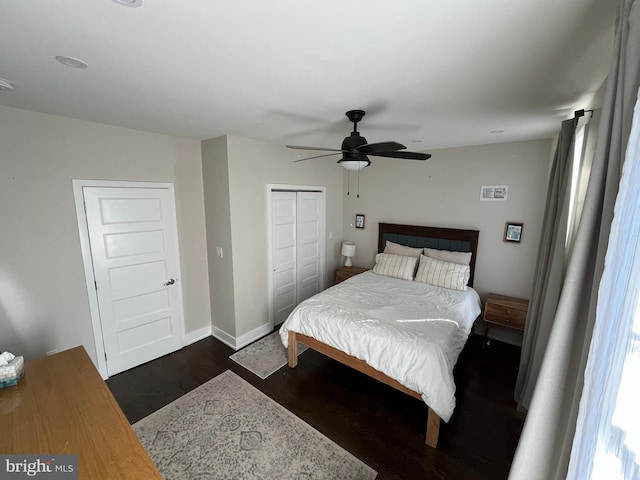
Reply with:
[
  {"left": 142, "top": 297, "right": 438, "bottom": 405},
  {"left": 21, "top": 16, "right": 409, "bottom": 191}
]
[{"left": 0, "top": 0, "right": 617, "bottom": 153}]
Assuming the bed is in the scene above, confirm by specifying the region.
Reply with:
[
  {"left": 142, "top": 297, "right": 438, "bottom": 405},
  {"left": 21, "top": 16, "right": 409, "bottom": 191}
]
[{"left": 279, "top": 223, "right": 481, "bottom": 447}]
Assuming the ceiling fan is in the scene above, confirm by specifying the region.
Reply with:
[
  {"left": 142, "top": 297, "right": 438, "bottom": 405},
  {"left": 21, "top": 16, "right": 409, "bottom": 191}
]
[{"left": 287, "top": 109, "right": 431, "bottom": 170}]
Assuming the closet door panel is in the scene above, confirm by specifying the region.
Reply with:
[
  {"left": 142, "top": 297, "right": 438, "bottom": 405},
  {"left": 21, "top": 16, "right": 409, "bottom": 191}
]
[
  {"left": 271, "top": 192, "right": 297, "bottom": 325},
  {"left": 296, "top": 192, "right": 322, "bottom": 303}
]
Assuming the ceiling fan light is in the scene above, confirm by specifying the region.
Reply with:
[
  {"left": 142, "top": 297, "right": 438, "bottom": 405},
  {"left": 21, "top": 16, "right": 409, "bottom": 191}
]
[{"left": 340, "top": 160, "right": 369, "bottom": 171}]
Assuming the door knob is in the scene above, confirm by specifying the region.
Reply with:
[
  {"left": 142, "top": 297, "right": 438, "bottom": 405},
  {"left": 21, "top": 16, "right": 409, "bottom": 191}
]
[{"left": 164, "top": 278, "right": 176, "bottom": 286}]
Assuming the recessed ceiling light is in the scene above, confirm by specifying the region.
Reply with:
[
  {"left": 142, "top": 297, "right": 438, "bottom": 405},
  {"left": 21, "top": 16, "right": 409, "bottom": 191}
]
[
  {"left": 112, "top": 0, "right": 143, "bottom": 7},
  {"left": 0, "top": 78, "right": 15, "bottom": 91},
  {"left": 490, "top": 129, "right": 505, "bottom": 134},
  {"left": 55, "top": 56, "right": 88, "bottom": 69}
]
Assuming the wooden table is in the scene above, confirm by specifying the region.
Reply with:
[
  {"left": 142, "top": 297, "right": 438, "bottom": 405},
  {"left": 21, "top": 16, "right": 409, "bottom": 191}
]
[
  {"left": 483, "top": 293, "right": 529, "bottom": 344},
  {"left": 0, "top": 346, "right": 161, "bottom": 479},
  {"left": 335, "top": 265, "right": 368, "bottom": 284}
]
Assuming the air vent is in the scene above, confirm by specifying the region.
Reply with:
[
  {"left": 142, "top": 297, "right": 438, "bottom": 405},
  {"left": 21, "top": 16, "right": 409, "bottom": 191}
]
[{"left": 480, "top": 185, "right": 509, "bottom": 201}]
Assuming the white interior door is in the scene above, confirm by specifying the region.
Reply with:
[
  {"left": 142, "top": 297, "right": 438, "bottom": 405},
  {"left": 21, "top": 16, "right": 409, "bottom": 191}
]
[
  {"left": 82, "top": 186, "right": 184, "bottom": 376},
  {"left": 270, "top": 189, "right": 324, "bottom": 326}
]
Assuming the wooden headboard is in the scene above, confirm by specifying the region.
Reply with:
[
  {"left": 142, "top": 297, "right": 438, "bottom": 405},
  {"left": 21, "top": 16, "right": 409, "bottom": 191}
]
[{"left": 378, "top": 223, "right": 480, "bottom": 287}]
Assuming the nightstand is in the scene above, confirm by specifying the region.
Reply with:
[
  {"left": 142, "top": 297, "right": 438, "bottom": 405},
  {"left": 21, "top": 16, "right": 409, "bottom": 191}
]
[
  {"left": 335, "top": 265, "right": 368, "bottom": 284},
  {"left": 483, "top": 293, "right": 529, "bottom": 344}
]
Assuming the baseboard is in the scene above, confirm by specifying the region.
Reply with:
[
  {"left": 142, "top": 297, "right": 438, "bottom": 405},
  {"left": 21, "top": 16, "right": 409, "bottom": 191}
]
[
  {"left": 211, "top": 325, "right": 237, "bottom": 349},
  {"left": 211, "top": 322, "right": 273, "bottom": 351},
  {"left": 184, "top": 325, "right": 212, "bottom": 346},
  {"left": 235, "top": 323, "right": 273, "bottom": 350}
]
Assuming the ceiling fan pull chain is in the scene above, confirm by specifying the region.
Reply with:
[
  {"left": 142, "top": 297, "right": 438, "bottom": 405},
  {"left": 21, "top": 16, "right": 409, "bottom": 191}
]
[
  {"left": 357, "top": 169, "right": 360, "bottom": 198},
  {"left": 347, "top": 170, "right": 350, "bottom": 196}
]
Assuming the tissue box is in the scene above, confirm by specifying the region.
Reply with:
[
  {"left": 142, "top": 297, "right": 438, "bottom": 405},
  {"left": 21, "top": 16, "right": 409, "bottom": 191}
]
[{"left": 0, "top": 356, "right": 24, "bottom": 389}]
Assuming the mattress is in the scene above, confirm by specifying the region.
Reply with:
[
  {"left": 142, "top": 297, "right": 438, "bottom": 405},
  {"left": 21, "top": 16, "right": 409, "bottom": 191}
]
[{"left": 279, "top": 271, "right": 481, "bottom": 421}]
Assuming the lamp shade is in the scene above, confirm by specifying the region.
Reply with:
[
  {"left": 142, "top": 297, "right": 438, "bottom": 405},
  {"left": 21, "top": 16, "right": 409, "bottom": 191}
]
[{"left": 341, "top": 241, "right": 356, "bottom": 266}]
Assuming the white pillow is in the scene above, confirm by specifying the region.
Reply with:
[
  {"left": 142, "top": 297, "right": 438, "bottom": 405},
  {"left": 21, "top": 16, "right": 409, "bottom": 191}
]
[
  {"left": 372, "top": 253, "right": 418, "bottom": 281},
  {"left": 384, "top": 240, "right": 423, "bottom": 258},
  {"left": 415, "top": 255, "right": 470, "bottom": 290},
  {"left": 423, "top": 247, "right": 472, "bottom": 266}
]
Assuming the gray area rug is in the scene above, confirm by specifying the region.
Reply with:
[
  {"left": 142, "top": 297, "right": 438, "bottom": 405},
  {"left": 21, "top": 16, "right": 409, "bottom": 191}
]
[
  {"left": 230, "top": 331, "right": 308, "bottom": 379},
  {"left": 134, "top": 370, "right": 377, "bottom": 480}
]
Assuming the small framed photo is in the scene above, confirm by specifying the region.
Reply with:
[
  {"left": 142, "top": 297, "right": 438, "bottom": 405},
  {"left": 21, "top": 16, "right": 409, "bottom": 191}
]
[
  {"left": 355, "top": 214, "right": 365, "bottom": 229},
  {"left": 504, "top": 222, "right": 523, "bottom": 243}
]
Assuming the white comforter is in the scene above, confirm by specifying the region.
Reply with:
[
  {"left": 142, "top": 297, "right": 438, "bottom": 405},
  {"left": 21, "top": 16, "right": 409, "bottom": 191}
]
[{"left": 279, "top": 271, "right": 481, "bottom": 422}]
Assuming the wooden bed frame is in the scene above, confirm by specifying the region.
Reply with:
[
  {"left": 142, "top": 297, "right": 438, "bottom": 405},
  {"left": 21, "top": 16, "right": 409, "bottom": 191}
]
[{"left": 287, "top": 223, "right": 480, "bottom": 448}]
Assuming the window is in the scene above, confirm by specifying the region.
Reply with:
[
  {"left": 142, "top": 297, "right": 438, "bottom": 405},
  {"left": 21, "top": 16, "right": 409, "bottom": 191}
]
[
  {"left": 567, "top": 98, "right": 640, "bottom": 480},
  {"left": 566, "top": 116, "right": 591, "bottom": 252}
]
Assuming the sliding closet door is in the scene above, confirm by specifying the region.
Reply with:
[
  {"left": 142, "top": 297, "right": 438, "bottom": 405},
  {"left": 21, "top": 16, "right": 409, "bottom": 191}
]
[
  {"left": 296, "top": 191, "right": 322, "bottom": 303},
  {"left": 270, "top": 189, "right": 324, "bottom": 326},
  {"left": 272, "top": 191, "right": 298, "bottom": 326}
]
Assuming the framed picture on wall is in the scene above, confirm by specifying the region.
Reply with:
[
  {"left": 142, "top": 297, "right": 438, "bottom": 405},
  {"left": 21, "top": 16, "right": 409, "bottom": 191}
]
[
  {"left": 355, "top": 214, "right": 365, "bottom": 229},
  {"left": 504, "top": 222, "right": 523, "bottom": 243}
]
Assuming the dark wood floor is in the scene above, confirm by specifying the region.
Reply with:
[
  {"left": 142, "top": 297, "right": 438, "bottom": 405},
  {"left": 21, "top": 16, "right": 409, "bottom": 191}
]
[{"left": 107, "top": 333, "right": 525, "bottom": 480}]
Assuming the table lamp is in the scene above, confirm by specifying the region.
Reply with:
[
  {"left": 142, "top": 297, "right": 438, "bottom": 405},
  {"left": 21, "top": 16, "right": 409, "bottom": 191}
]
[{"left": 341, "top": 241, "right": 356, "bottom": 267}]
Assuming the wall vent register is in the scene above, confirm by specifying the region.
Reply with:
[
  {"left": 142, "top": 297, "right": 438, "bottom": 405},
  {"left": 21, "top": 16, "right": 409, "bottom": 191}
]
[{"left": 480, "top": 185, "right": 509, "bottom": 201}]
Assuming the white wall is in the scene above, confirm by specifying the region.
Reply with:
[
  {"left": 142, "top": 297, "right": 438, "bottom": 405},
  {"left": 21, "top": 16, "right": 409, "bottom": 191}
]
[
  {"left": 342, "top": 139, "right": 553, "bottom": 344},
  {"left": 0, "top": 106, "right": 211, "bottom": 365},
  {"left": 201, "top": 136, "right": 236, "bottom": 339},
  {"left": 202, "top": 135, "right": 343, "bottom": 346}
]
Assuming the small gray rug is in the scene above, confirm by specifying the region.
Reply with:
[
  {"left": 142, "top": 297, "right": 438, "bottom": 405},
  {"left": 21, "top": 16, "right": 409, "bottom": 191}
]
[
  {"left": 230, "top": 331, "right": 308, "bottom": 379},
  {"left": 134, "top": 370, "right": 377, "bottom": 480}
]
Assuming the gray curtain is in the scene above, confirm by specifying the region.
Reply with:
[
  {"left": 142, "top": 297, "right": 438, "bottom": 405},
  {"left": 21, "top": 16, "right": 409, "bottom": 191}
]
[
  {"left": 514, "top": 118, "right": 575, "bottom": 409},
  {"left": 509, "top": 1, "right": 640, "bottom": 479}
]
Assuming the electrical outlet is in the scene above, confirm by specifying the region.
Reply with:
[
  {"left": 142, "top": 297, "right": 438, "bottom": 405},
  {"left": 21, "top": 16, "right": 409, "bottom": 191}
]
[{"left": 216, "top": 247, "right": 223, "bottom": 258}]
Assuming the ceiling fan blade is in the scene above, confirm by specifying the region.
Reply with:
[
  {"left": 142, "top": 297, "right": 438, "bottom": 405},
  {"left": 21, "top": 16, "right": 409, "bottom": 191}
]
[
  {"left": 357, "top": 141, "right": 406, "bottom": 154},
  {"left": 286, "top": 145, "right": 343, "bottom": 152},
  {"left": 368, "top": 151, "right": 431, "bottom": 160},
  {"left": 294, "top": 152, "right": 342, "bottom": 162}
]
